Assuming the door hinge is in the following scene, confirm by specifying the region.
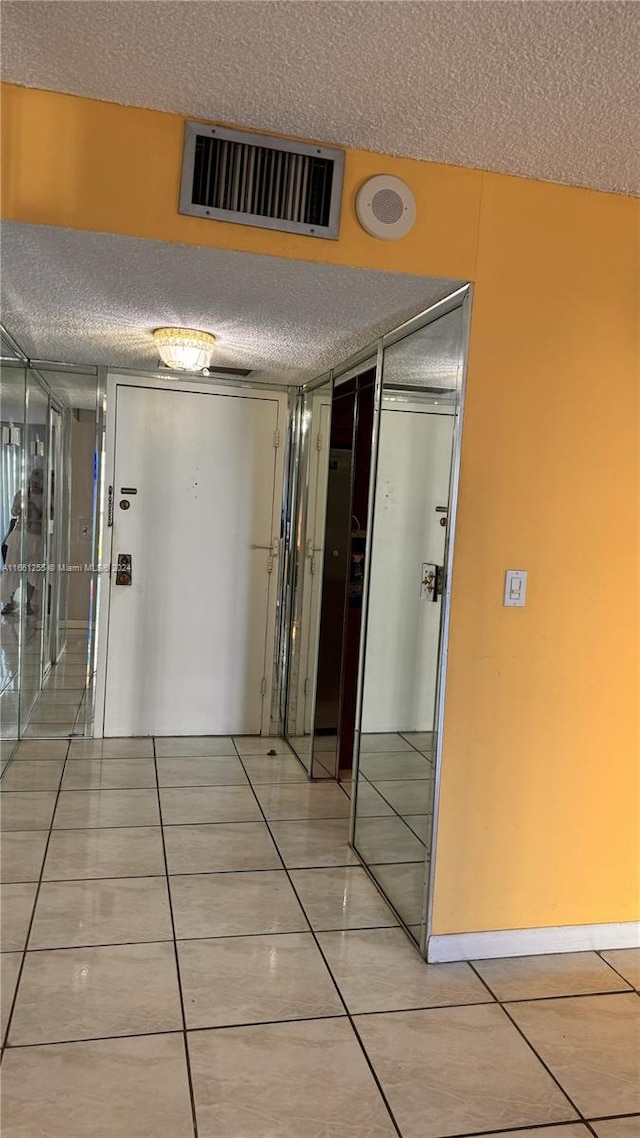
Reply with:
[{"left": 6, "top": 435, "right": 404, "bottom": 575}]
[
  {"left": 261, "top": 678, "right": 267, "bottom": 696},
  {"left": 304, "top": 677, "right": 309, "bottom": 695},
  {"left": 316, "top": 433, "right": 323, "bottom": 451},
  {"left": 273, "top": 428, "right": 280, "bottom": 448},
  {"left": 107, "top": 485, "right": 114, "bottom": 527}
]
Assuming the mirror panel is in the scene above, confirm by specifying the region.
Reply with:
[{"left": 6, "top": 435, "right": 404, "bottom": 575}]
[
  {"left": 352, "top": 303, "right": 466, "bottom": 944},
  {"left": 0, "top": 364, "right": 26, "bottom": 762},
  {"left": 19, "top": 370, "right": 49, "bottom": 732},
  {"left": 285, "top": 379, "right": 332, "bottom": 773}
]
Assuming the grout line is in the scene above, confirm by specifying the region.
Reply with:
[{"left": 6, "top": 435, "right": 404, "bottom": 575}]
[
  {"left": 467, "top": 961, "right": 589, "bottom": 1127},
  {"left": 0, "top": 734, "right": 72, "bottom": 1060},
  {"left": 227, "top": 738, "right": 405, "bottom": 1138},
  {"left": 594, "top": 948, "right": 639, "bottom": 991},
  {"left": 152, "top": 737, "right": 199, "bottom": 1138},
  {"left": 4, "top": 1013, "right": 358, "bottom": 1052},
  {"left": 4, "top": 925, "right": 404, "bottom": 956}
]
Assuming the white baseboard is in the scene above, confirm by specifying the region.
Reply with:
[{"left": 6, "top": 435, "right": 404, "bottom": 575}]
[{"left": 428, "top": 921, "right": 640, "bottom": 962}]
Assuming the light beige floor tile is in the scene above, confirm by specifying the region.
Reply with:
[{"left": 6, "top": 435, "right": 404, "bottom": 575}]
[
  {"left": 61, "top": 758, "right": 157, "bottom": 790},
  {"left": 189, "top": 1017, "right": 397, "bottom": 1138},
  {"left": 29, "top": 877, "right": 172, "bottom": 948},
  {"left": 405, "top": 814, "right": 433, "bottom": 842},
  {"left": 368, "top": 861, "right": 427, "bottom": 927},
  {"left": 359, "top": 751, "right": 432, "bottom": 781},
  {"left": 23, "top": 724, "right": 75, "bottom": 739},
  {"left": 351, "top": 781, "right": 395, "bottom": 816},
  {"left": 68, "top": 737, "right": 154, "bottom": 759},
  {"left": 0, "top": 760, "right": 65, "bottom": 792},
  {"left": 36, "top": 691, "right": 84, "bottom": 706},
  {"left": 29, "top": 708, "right": 79, "bottom": 725},
  {"left": 474, "top": 951, "right": 634, "bottom": 1001},
  {"left": 53, "top": 788, "right": 160, "bottom": 829},
  {"left": 241, "top": 754, "right": 308, "bottom": 783},
  {"left": 290, "top": 867, "right": 398, "bottom": 931},
  {"left": 508, "top": 993, "right": 640, "bottom": 1117},
  {"left": 357, "top": 1003, "right": 577, "bottom": 1138},
  {"left": 160, "top": 785, "right": 261, "bottom": 824},
  {"left": 156, "top": 756, "right": 247, "bottom": 786},
  {"left": 371, "top": 778, "right": 434, "bottom": 815},
  {"left": 171, "top": 870, "right": 307, "bottom": 939},
  {"left": 43, "top": 826, "right": 165, "bottom": 880},
  {"left": 14, "top": 740, "right": 68, "bottom": 760},
  {"left": 233, "top": 736, "right": 293, "bottom": 756},
  {"left": 270, "top": 818, "right": 358, "bottom": 868},
  {"left": 319, "top": 928, "right": 490, "bottom": 1013},
  {"left": 360, "top": 733, "right": 413, "bottom": 753},
  {"left": 601, "top": 948, "right": 640, "bottom": 989},
  {"left": 591, "top": 1120, "right": 640, "bottom": 1138},
  {"left": 155, "top": 736, "right": 234, "bottom": 757},
  {"left": 164, "top": 822, "right": 280, "bottom": 874},
  {"left": 1, "top": 1033, "right": 194, "bottom": 1138},
  {"left": 400, "top": 731, "right": 435, "bottom": 750},
  {"left": 178, "top": 932, "right": 343, "bottom": 1028},
  {"left": 312, "top": 735, "right": 338, "bottom": 752},
  {"left": 1, "top": 951, "right": 22, "bottom": 1035},
  {"left": 1, "top": 882, "right": 38, "bottom": 951},
  {"left": 354, "top": 814, "right": 426, "bottom": 864},
  {"left": 254, "top": 781, "right": 350, "bottom": 820},
  {"left": 10, "top": 941, "right": 182, "bottom": 1045},
  {"left": 1, "top": 830, "right": 49, "bottom": 883},
  {"left": 479, "top": 1129, "right": 590, "bottom": 1138},
  {"left": 0, "top": 791, "right": 57, "bottom": 831}
]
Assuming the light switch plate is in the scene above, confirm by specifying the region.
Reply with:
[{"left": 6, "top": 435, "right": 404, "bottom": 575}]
[{"left": 504, "top": 569, "right": 527, "bottom": 607}]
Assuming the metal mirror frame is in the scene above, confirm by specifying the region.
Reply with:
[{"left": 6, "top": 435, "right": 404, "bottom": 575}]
[{"left": 347, "top": 285, "right": 473, "bottom": 958}]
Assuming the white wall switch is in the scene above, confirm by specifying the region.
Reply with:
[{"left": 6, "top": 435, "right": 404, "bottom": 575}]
[{"left": 504, "top": 569, "right": 527, "bottom": 607}]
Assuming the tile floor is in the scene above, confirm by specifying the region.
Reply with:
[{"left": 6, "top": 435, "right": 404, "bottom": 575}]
[
  {"left": 0, "top": 734, "right": 638, "bottom": 1138},
  {"left": 0, "top": 627, "right": 93, "bottom": 744}
]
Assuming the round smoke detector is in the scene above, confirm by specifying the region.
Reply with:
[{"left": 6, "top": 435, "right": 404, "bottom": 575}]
[{"left": 356, "top": 175, "right": 416, "bottom": 240}]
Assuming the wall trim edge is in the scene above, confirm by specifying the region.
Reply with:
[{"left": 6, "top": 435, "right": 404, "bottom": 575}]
[{"left": 427, "top": 921, "right": 640, "bottom": 962}]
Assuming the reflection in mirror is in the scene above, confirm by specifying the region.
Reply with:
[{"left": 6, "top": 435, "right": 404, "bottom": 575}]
[
  {"left": 0, "top": 364, "right": 26, "bottom": 764},
  {"left": 19, "top": 372, "right": 50, "bottom": 730},
  {"left": 285, "top": 379, "right": 332, "bottom": 773},
  {"left": 0, "top": 358, "right": 102, "bottom": 753},
  {"left": 310, "top": 364, "right": 376, "bottom": 779},
  {"left": 352, "top": 303, "right": 466, "bottom": 946}
]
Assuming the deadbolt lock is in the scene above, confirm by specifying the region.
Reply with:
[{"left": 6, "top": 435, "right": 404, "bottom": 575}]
[{"left": 115, "top": 553, "right": 132, "bottom": 586}]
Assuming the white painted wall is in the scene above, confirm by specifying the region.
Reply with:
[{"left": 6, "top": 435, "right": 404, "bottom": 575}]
[{"left": 361, "top": 404, "right": 455, "bottom": 733}]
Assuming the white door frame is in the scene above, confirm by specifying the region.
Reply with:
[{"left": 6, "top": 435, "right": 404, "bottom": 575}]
[{"left": 93, "top": 372, "right": 288, "bottom": 739}]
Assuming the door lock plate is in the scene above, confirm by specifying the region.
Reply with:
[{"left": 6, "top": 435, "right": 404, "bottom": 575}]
[{"left": 115, "top": 553, "right": 132, "bottom": 586}]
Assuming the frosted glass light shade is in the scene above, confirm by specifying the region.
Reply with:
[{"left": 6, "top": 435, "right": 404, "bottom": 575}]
[{"left": 153, "top": 327, "right": 216, "bottom": 371}]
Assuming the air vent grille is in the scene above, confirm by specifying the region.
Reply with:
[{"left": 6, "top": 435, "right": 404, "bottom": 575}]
[{"left": 180, "top": 123, "right": 344, "bottom": 240}]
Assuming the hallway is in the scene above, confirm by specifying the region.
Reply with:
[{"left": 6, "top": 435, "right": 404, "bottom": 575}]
[{"left": 0, "top": 736, "right": 638, "bottom": 1137}]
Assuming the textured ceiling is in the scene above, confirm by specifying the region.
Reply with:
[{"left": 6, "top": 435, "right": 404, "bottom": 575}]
[
  {"left": 0, "top": 222, "right": 460, "bottom": 387},
  {"left": 2, "top": 1, "right": 638, "bottom": 195}
]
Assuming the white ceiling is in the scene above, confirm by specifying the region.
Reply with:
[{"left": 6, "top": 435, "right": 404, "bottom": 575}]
[
  {"left": 0, "top": 221, "right": 461, "bottom": 392},
  {"left": 2, "top": 1, "right": 638, "bottom": 195}
]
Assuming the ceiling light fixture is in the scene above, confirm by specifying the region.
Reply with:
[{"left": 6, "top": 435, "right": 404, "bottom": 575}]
[{"left": 153, "top": 327, "right": 216, "bottom": 371}]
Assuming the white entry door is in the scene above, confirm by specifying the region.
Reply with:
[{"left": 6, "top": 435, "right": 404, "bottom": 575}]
[
  {"left": 103, "top": 383, "right": 282, "bottom": 737},
  {"left": 361, "top": 406, "right": 455, "bottom": 733}
]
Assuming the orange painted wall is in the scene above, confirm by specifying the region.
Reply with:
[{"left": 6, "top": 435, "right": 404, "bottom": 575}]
[{"left": 2, "top": 84, "right": 639, "bottom": 934}]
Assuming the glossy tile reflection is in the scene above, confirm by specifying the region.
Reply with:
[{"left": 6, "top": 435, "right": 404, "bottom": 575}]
[{"left": 0, "top": 734, "right": 637, "bottom": 1138}]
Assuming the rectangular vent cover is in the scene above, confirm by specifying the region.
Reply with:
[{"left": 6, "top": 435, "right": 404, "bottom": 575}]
[{"left": 180, "top": 122, "right": 345, "bottom": 240}]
